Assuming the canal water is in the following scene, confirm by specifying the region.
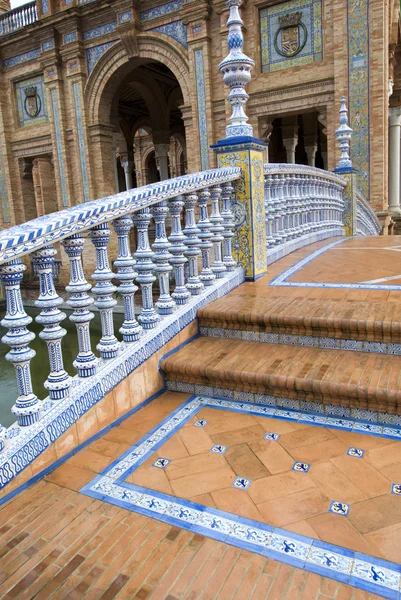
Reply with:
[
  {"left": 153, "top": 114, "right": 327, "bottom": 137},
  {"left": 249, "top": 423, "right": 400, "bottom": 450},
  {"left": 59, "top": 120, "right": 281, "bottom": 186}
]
[{"left": 0, "top": 307, "right": 124, "bottom": 427}]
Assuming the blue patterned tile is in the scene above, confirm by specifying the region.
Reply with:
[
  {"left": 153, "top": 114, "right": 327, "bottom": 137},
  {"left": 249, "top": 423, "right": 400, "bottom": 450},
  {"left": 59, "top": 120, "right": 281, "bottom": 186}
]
[
  {"left": 329, "top": 501, "right": 350, "bottom": 517},
  {"left": 347, "top": 447, "right": 364, "bottom": 458},
  {"left": 194, "top": 420, "right": 208, "bottom": 428},
  {"left": 150, "top": 20, "right": 187, "bottom": 48},
  {"left": 140, "top": 0, "right": 182, "bottom": 21},
  {"left": 210, "top": 445, "right": 227, "bottom": 455},
  {"left": 292, "top": 462, "right": 310, "bottom": 473},
  {"left": 152, "top": 458, "right": 171, "bottom": 469},
  {"left": 232, "top": 477, "right": 251, "bottom": 490},
  {"left": 264, "top": 432, "right": 280, "bottom": 441},
  {"left": 391, "top": 483, "right": 401, "bottom": 496}
]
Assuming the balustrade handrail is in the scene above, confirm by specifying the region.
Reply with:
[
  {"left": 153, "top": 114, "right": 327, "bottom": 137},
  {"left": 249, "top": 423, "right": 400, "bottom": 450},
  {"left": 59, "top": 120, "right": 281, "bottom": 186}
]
[
  {"left": 264, "top": 163, "right": 347, "bottom": 187},
  {"left": 0, "top": 1, "right": 38, "bottom": 36},
  {"left": 0, "top": 167, "right": 241, "bottom": 265},
  {"left": 356, "top": 189, "right": 380, "bottom": 224}
]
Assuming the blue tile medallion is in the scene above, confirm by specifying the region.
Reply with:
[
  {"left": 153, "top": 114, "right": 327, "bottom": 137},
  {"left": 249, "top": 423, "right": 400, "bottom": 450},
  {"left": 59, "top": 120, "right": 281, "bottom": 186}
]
[
  {"left": 292, "top": 462, "right": 310, "bottom": 473},
  {"left": 347, "top": 447, "right": 365, "bottom": 458},
  {"left": 329, "top": 501, "right": 350, "bottom": 517},
  {"left": 391, "top": 483, "right": 401, "bottom": 496},
  {"left": 152, "top": 458, "right": 171, "bottom": 469},
  {"left": 210, "top": 444, "right": 227, "bottom": 454},
  {"left": 232, "top": 477, "right": 251, "bottom": 490},
  {"left": 194, "top": 420, "right": 208, "bottom": 427},
  {"left": 264, "top": 432, "right": 280, "bottom": 441}
]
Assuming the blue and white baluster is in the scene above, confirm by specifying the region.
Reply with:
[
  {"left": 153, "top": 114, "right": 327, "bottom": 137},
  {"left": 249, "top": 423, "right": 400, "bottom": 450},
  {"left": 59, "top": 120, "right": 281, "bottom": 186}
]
[
  {"left": 113, "top": 216, "right": 142, "bottom": 341},
  {"left": 197, "top": 189, "right": 216, "bottom": 287},
  {"left": 209, "top": 185, "right": 227, "bottom": 277},
  {"left": 276, "top": 174, "right": 286, "bottom": 243},
  {"left": 0, "top": 259, "right": 41, "bottom": 426},
  {"left": 151, "top": 202, "right": 175, "bottom": 315},
  {"left": 62, "top": 234, "right": 97, "bottom": 378},
  {"left": 89, "top": 224, "right": 119, "bottom": 358},
  {"left": 31, "top": 246, "right": 71, "bottom": 400},
  {"left": 264, "top": 173, "right": 275, "bottom": 247},
  {"left": 133, "top": 209, "right": 160, "bottom": 328},
  {"left": 221, "top": 182, "right": 237, "bottom": 270},
  {"left": 0, "top": 423, "right": 5, "bottom": 451},
  {"left": 183, "top": 192, "right": 204, "bottom": 294},
  {"left": 168, "top": 196, "right": 191, "bottom": 305}
]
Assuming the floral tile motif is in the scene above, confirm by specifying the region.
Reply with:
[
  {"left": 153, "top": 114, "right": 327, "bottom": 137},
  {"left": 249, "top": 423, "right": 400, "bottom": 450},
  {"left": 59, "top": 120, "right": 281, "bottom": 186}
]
[
  {"left": 152, "top": 458, "right": 171, "bottom": 469},
  {"left": 264, "top": 432, "right": 280, "bottom": 441},
  {"left": 347, "top": 447, "right": 365, "bottom": 458},
  {"left": 194, "top": 420, "right": 208, "bottom": 427},
  {"left": 391, "top": 483, "right": 401, "bottom": 496},
  {"left": 210, "top": 444, "right": 228, "bottom": 454},
  {"left": 292, "top": 462, "right": 310, "bottom": 473},
  {"left": 232, "top": 477, "right": 251, "bottom": 490},
  {"left": 329, "top": 501, "right": 350, "bottom": 517}
]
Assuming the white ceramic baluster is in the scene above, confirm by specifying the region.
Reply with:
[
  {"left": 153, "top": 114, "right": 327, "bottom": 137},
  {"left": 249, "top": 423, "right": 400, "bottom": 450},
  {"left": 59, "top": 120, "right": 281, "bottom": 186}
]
[
  {"left": 152, "top": 201, "right": 175, "bottom": 315},
  {"left": 197, "top": 189, "right": 216, "bottom": 287},
  {"left": 133, "top": 209, "right": 160, "bottom": 328},
  {"left": 209, "top": 185, "right": 227, "bottom": 277},
  {"left": 221, "top": 182, "right": 237, "bottom": 270},
  {"left": 183, "top": 192, "right": 204, "bottom": 294},
  {"left": 62, "top": 234, "right": 97, "bottom": 378},
  {"left": 0, "top": 259, "right": 41, "bottom": 426},
  {"left": 113, "top": 216, "right": 142, "bottom": 341},
  {"left": 31, "top": 246, "right": 71, "bottom": 400},
  {"left": 89, "top": 223, "right": 119, "bottom": 358},
  {"left": 168, "top": 196, "right": 191, "bottom": 305}
]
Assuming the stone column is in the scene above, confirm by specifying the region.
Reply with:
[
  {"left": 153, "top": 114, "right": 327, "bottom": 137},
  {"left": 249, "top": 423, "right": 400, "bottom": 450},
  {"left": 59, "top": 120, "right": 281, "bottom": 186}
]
[
  {"left": 154, "top": 143, "right": 170, "bottom": 181},
  {"left": 389, "top": 107, "right": 401, "bottom": 214},
  {"left": 120, "top": 153, "right": 134, "bottom": 191},
  {"left": 282, "top": 118, "right": 298, "bottom": 164}
]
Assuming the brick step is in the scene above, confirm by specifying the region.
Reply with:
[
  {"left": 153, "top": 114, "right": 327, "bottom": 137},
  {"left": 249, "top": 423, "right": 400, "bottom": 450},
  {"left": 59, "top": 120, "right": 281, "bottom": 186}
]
[
  {"left": 161, "top": 336, "right": 401, "bottom": 413},
  {"left": 198, "top": 294, "right": 401, "bottom": 345}
]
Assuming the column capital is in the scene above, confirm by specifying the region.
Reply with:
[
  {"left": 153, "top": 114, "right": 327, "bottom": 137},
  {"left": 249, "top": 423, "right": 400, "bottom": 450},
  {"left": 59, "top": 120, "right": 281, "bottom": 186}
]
[{"left": 389, "top": 106, "right": 401, "bottom": 126}]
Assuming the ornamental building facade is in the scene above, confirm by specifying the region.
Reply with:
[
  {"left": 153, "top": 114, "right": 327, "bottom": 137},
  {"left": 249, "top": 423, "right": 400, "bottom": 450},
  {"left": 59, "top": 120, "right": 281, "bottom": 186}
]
[{"left": 0, "top": 0, "right": 399, "bottom": 232}]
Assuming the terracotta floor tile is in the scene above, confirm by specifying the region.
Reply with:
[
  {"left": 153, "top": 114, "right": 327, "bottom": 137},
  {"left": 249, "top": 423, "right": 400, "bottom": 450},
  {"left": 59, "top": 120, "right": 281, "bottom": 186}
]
[
  {"left": 211, "top": 487, "right": 266, "bottom": 522},
  {"left": 257, "top": 487, "right": 330, "bottom": 527},
  {"left": 155, "top": 435, "right": 190, "bottom": 460},
  {"left": 287, "top": 438, "right": 348, "bottom": 464},
  {"left": 127, "top": 461, "right": 174, "bottom": 495},
  {"left": 278, "top": 427, "right": 335, "bottom": 451},
  {"left": 306, "top": 513, "right": 377, "bottom": 557},
  {"left": 164, "top": 452, "right": 227, "bottom": 481},
  {"left": 44, "top": 465, "right": 95, "bottom": 491},
  {"left": 329, "top": 430, "right": 393, "bottom": 450},
  {"left": 178, "top": 427, "right": 214, "bottom": 456},
  {"left": 189, "top": 493, "right": 217, "bottom": 508},
  {"left": 253, "top": 417, "right": 310, "bottom": 434},
  {"left": 364, "top": 521, "right": 401, "bottom": 564},
  {"left": 308, "top": 462, "right": 367, "bottom": 504},
  {"left": 285, "top": 519, "right": 321, "bottom": 539},
  {"left": 247, "top": 472, "right": 316, "bottom": 505},
  {"left": 364, "top": 443, "right": 401, "bottom": 470},
  {"left": 199, "top": 409, "right": 259, "bottom": 435},
  {"left": 249, "top": 439, "right": 294, "bottom": 474},
  {"left": 348, "top": 494, "right": 401, "bottom": 533},
  {"left": 331, "top": 456, "right": 391, "bottom": 498},
  {"left": 67, "top": 450, "right": 114, "bottom": 474},
  {"left": 209, "top": 425, "right": 267, "bottom": 447},
  {"left": 170, "top": 465, "right": 237, "bottom": 498},
  {"left": 380, "top": 463, "right": 401, "bottom": 482},
  {"left": 223, "top": 444, "right": 269, "bottom": 480},
  {"left": 87, "top": 438, "right": 131, "bottom": 459}
]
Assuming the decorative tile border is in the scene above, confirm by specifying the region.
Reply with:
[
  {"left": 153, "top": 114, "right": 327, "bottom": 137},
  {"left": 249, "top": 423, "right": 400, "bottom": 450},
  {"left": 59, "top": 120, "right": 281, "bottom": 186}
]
[
  {"left": 268, "top": 239, "right": 401, "bottom": 291},
  {"left": 72, "top": 82, "right": 90, "bottom": 203},
  {"left": 0, "top": 269, "right": 244, "bottom": 491},
  {"left": 3, "top": 48, "right": 41, "bottom": 69},
  {"left": 0, "top": 132, "right": 10, "bottom": 224},
  {"left": 86, "top": 41, "right": 118, "bottom": 74},
  {"left": 194, "top": 49, "right": 209, "bottom": 171},
  {"left": 140, "top": 0, "right": 182, "bottom": 22},
  {"left": 50, "top": 89, "right": 69, "bottom": 207},
  {"left": 81, "top": 394, "right": 401, "bottom": 599},
  {"left": 267, "top": 228, "right": 345, "bottom": 266},
  {"left": 83, "top": 22, "right": 117, "bottom": 41},
  {"left": 150, "top": 20, "right": 187, "bottom": 49},
  {"left": 200, "top": 327, "right": 401, "bottom": 356}
]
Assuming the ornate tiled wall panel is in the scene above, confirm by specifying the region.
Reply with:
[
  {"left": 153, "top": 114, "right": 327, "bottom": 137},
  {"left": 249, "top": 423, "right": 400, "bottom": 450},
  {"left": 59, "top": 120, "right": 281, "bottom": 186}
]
[
  {"left": 3, "top": 49, "right": 41, "bottom": 69},
  {"left": 140, "top": 0, "right": 183, "bottom": 21},
  {"left": 347, "top": 0, "right": 370, "bottom": 198},
  {"left": 86, "top": 41, "right": 118, "bottom": 74},
  {"left": 0, "top": 141, "right": 10, "bottom": 224},
  {"left": 15, "top": 76, "right": 48, "bottom": 128},
  {"left": 72, "top": 82, "right": 90, "bottom": 202},
  {"left": 150, "top": 20, "right": 187, "bottom": 48},
  {"left": 194, "top": 49, "right": 209, "bottom": 171},
  {"left": 260, "top": 0, "right": 322, "bottom": 73},
  {"left": 50, "top": 89, "right": 69, "bottom": 207},
  {"left": 83, "top": 22, "right": 117, "bottom": 41}
]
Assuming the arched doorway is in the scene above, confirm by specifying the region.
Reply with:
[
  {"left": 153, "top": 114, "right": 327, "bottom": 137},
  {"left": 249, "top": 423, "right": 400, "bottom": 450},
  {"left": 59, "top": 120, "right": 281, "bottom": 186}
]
[{"left": 85, "top": 38, "right": 190, "bottom": 198}]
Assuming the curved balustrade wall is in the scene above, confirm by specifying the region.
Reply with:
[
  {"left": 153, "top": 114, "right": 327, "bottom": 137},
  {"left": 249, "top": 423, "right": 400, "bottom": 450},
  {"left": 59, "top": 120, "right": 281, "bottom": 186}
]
[
  {"left": 0, "top": 168, "right": 243, "bottom": 487},
  {"left": 356, "top": 191, "right": 381, "bottom": 236},
  {"left": 264, "top": 164, "right": 347, "bottom": 265}
]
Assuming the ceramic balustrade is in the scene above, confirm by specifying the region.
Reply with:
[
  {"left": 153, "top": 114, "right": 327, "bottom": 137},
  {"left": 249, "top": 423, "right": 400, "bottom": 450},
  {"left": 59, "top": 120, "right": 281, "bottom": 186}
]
[
  {"left": 264, "top": 165, "right": 346, "bottom": 250},
  {"left": 0, "top": 168, "right": 241, "bottom": 442},
  {"left": 356, "top": 191, "right": 382, "bottom": 236}
]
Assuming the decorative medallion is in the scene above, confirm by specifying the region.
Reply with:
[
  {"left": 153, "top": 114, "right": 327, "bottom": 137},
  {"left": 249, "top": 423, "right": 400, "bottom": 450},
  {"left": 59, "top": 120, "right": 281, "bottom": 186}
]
[
  {"left": 347, "top": 447, "right": 364, "bottom": 458},
  {"left": 24, "top": 86, "right": 41, "bottom": 118},
  {"left": 292, "top": 461, "right": 310, "bottom": 473},
  {"left": 152, "top": 457, "right": 171, "bottom": 469},
  {"left": 391, "top": 484, "right": 401, "bottom": 495},
  {"left": 329, "top": 501, "right": 350, "bottom": 516},
  {"left": 210, "top": 444, "right": 228, "bottom": 454},
  {"left": 232, "top": 201, "right": 247, "bottom": 228},
  {"left": 232, "top": 477, "right": 251, "bottom": 490},
  {"left": 264, "top": 432, "right": 281, "bottom": 441},
  {"left": 274, "top": 11, "right": 307, "bottom": 58},
  {"left": 194, "top": 419, "right": 208, "bottom": 427}
]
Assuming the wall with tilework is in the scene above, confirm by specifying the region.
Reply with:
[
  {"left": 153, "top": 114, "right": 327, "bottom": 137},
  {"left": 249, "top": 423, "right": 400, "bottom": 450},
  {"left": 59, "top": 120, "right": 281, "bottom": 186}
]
[{"left": 15, "top": 76, "right": 48, "bottom": 128}]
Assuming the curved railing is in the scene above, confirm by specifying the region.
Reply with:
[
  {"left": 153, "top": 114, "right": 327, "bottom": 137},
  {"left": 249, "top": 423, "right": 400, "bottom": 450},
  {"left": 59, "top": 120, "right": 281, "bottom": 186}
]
[
  {"left": 0, "top": 167, "right": 243, "bottom": 475},
  {"left": 0, "top": 2, "right": 38, "bottom": 36},
  {"left": 264, "top": 164, "right": 347, "bottom": 264},
  {"left": 356, "top": 190, "right": 381, "bottom": 236}
]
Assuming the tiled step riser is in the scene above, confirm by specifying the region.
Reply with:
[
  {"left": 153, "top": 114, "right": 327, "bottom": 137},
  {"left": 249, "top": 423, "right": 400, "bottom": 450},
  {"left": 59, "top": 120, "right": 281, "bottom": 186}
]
[
  {"left": 199, "top": 327, "right": 401, "bottom": 355},
  {"left": 165, "top": 376, "right": 394, "bottom": 414}
]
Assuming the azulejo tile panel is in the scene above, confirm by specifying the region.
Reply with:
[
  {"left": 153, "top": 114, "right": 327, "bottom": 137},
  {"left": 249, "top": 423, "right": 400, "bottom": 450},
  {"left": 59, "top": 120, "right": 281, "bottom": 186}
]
[
  {"left": 72, "top": 82, "right": 90, "bottom": 203},
  {"left": 140, "top": 0, "right": 182, "bottom": 22},
  {"left": 194, "top": 50, "right": 209, "bottom": 171},
  {"left": 83, "top": 22, "right": 117, "bottom": 41},
  {"left": 260, "top": 0, "right": 322, "bottom": 73},
  {"left": 150, "top": 20, "right": 187, "bottom": 49},
  {"left": 15, "top": 76, "right": 47, "bottom": 128},
  {"left": 347, "top": 0, "right": 370, "bottom": 198},
  {"left": 86, "top": 41, "right": 118, "bottom": 74},
  {"left": 0, "top": 136, "right": 10, "bottom": 224},
  {"left": 81, "top": 395, "right": 401, "bottom": 599},
  {"left": 0, "top": 269, "right": 244, "bottom": 493},
  {"left": 3, "top": 49, "right": 41, "bottom": 69},
  {"left": 50, "top": 89, "right": 69, "bottom": 207}
]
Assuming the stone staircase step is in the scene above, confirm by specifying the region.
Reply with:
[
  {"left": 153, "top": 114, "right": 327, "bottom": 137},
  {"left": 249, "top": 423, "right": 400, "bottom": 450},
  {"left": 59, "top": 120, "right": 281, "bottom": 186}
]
[
  {"left": 161, "top": 337, "right": 401, "bottom": 414},
  {"left": 198, "top": 294, "right": 401, "bottom": 344}
]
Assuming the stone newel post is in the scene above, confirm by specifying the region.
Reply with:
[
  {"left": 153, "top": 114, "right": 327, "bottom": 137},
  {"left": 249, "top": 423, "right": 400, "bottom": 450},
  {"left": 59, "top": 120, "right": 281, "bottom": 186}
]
[{"left": 212, "top": 0, "right": 267, "bottom": 281}]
